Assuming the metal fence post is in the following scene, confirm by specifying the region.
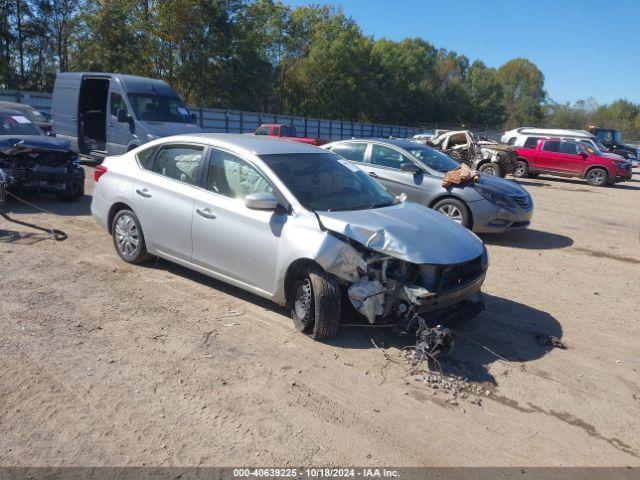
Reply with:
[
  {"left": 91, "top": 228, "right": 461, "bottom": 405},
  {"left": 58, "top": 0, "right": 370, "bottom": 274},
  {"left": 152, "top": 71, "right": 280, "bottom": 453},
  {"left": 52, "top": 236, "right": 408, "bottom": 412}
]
[
  {"left": 225, "top": 111, "right": 229, "bottom": 133},
  {"left": 340, "top": 122, "right": 344, "bottom": 139},
  {"left": 329, "top": 121, "right": 332, "bottom": 139},
  {"left": 199, "top": 107, "right": 204, "bottom": 128},
  {"left": 240, "top": 112, "right": 244, "bottom": 133}
]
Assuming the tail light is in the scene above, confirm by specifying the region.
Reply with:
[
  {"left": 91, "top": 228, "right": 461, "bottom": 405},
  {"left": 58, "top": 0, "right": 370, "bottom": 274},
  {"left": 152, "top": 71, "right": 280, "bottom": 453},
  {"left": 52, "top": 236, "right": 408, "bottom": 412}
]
[{"left": 94, "top": 164, "right": 108, "bottom": 182}]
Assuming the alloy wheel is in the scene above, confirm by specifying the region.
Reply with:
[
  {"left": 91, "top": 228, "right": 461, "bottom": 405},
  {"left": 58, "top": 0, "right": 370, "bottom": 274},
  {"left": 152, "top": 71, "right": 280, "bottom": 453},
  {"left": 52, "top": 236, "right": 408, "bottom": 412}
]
[
  {"left": 114, "top": 214, "right": 140, "bottom": 257},
  {"left": 437, "top": 204, "right": 463, "bottom": 224},
  {"left": 587, "top": 169, "right": 606, "bottom": 185}
]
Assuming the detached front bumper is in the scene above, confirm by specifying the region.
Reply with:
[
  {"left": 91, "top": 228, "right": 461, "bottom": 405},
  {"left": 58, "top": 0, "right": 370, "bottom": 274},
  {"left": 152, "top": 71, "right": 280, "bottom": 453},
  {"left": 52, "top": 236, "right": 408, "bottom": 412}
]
[{"left": 469, "top": 198, "right": 533, "bottom": 233}]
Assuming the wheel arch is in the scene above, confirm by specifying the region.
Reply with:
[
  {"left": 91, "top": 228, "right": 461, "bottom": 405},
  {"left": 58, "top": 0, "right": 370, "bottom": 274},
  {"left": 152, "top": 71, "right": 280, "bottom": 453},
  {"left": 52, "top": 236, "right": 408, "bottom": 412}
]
[
  {"left": 428, "top": 194, "right": 474, "bottom": 230},
  {"left": 107, "top": 202, "right": 134, "bottom": 234},
  {"left": 583, "top": 164, "right": 611, "bottom": 180},
  {"left": 283, "top": 258, "right": 325, "bottom": 307}
]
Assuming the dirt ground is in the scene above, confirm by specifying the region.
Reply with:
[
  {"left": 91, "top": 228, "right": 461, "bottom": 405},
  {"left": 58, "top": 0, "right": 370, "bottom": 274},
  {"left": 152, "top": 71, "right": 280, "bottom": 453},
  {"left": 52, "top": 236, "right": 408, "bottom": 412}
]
[{"left": 1, "top": 166, "right": 639, "bottom": 467}]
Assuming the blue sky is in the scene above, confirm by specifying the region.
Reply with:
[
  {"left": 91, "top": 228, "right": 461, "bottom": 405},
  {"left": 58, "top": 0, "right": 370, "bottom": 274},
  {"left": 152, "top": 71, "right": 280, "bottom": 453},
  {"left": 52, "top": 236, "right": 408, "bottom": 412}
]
[{"left": 283, "top": 0, "right": 640, "bottom": 105}]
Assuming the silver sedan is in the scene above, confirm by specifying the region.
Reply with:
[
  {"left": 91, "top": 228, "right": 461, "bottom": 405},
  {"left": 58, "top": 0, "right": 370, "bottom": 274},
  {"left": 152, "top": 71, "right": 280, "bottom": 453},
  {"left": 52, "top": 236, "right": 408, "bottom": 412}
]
[
  {"left": 92, "top": 134, "right": 488, "bottom": 340},
  {"left": 323, "top": 138, "right": 534, "bottom": 233}
]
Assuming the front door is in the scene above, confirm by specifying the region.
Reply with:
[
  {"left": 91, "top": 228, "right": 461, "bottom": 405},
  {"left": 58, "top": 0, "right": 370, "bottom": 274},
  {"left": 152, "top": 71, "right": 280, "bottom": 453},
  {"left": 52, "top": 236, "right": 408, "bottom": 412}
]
[
  {"left": 363, "top": 143, "right": 427, "bottom": 203},
  {"left": 191, "top": 147, "right": 284, "bottom": 295},
  {"left": 131, "top": 143, "right": 207, "bottom": 261},
  {"left": 559, "top": 141, "right": 586, "bottom": 175},
  {"left": 106, "top": 88, "right": 133, "bottom": 155}
]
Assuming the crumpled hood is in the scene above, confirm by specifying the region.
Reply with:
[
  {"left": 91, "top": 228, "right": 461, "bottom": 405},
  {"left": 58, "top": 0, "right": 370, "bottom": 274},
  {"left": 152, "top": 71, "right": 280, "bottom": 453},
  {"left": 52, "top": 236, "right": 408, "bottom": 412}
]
[
  {"left": 476, "top": 174, "right": 529, "bottom": 196},
  {"left": 316, "top": 201, "right": 485, "bottom": 265},
  {"left": 142, "top": 121, "right": 203, "bottom": 137},
  {"left": 0, "top": 135, "right": 72, "bottom": 155}
]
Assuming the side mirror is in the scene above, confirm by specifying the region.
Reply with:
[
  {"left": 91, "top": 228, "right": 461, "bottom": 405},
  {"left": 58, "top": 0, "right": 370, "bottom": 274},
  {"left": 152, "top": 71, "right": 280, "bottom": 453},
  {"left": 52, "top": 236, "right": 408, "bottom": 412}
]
[
  {"left": 580, "top": 151, "right": 588, "bottom": 159},
  {"left": 45, "top": 131, "right": 56, "bottom": 137},
  {"left": 116, "top": 108, "right": 129, "bottom": 123},
  {"left": 400, "top": 162, "right": 422, "bottom": 173},
  {"left": 244, "top": 192, "right": 278, "bottom": 210},
  {"left": 191, "top": 113, "right": 198, "bottom": 124}
]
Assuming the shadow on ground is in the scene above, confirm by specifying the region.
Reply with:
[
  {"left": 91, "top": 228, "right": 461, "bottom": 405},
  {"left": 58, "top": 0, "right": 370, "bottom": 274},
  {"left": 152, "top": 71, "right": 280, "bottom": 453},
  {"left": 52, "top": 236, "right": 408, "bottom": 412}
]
[
  {"left": 146, "top": 258, "right": 561, "bottom": 385},
  {"left": 0, "top": 192, "right": 91, "bottom": 217},
  {"left": 513, "top": 175, "right": 639, "bottom": 191},
  {"left": 481, "top": 228, "right": 573, "bottom": 250}
]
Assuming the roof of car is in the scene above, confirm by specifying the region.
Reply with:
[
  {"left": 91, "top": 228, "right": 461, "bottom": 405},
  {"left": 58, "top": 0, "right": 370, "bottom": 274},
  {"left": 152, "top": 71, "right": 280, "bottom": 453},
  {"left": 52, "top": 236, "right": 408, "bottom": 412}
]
[
  {"left": 157, "top": 133, "right": 325, "bottom": 155},
  {"left": 332, "top": 137, "right": 426, "bottom": 150}
]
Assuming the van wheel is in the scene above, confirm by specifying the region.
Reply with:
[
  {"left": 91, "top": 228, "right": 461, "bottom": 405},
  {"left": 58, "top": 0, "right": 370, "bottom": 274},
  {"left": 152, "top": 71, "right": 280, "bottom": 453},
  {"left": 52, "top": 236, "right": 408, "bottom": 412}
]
[
  {"left": 433, "top": 198, "right": 472, "bottom": 229},
  {"left": 478, "top": 162, "right": 501, "bottom": 177},
  {"left": 513, "top": 160, "right": 529, "bottom": 178},
  {"left": 112, "top": 209, "right": 151, "bottom": 264},
  {"left": 586, "top": 168, "right": 608, "bottom": 187},
  {"left": 290, "top": 265, "right": 341, "bottom": 341}
]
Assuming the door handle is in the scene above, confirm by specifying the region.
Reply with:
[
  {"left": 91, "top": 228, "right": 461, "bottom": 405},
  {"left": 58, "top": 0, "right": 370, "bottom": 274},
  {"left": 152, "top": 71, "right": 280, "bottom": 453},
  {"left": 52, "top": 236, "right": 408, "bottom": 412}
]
[
  {"left": 368, "top": 172, "right": 378, "bottom": 178},
  {"left": 135, "top": 188, "right": 152, "bottom": 198},
  {"left": 196, "top": 207, "right": 216, "bottom": 219}
]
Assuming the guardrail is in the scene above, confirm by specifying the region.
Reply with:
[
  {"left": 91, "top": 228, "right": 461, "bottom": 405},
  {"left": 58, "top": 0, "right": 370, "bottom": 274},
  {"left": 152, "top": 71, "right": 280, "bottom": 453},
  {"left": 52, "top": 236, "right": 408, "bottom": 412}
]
[{"left": 0, "top": 88, "right": 504, "bottom": 141}]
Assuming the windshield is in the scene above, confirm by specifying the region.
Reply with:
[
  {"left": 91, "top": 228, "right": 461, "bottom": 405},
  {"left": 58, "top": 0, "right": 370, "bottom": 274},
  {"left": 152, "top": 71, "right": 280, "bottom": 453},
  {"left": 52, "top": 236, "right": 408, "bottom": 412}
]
[
  {"left": 580, "top": 140, "right": 602, "bottom": 155},
  {"left": 613, "top": 131, "right": 622, "bottom": 144},
  {"left": 405, "top": 144, "right": 460, "bottom": 172},
  {"left": 0, "top": 111, "right": 43, "bottom": 136},
  {"left": 260, "top": 152, "right": 396, "bottom": 212},
  {"left": 127, "top": 94, "right": 193, "bottom": 123}
]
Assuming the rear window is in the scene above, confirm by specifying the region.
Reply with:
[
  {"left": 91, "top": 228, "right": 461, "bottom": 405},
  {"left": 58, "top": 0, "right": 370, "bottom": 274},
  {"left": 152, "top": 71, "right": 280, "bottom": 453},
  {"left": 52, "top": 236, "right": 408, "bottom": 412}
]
[
  {"left": 136, "top": 145, "right": 157, "bottom": 169},
  {"left": 523, "top": 137, "right": 541, "bottom": 149},
  {"left": 331, "top": 142, "right": 368, "bottom": 163},
  {"left": 542, "top": 141, "right": 561, "bottom": 153}
]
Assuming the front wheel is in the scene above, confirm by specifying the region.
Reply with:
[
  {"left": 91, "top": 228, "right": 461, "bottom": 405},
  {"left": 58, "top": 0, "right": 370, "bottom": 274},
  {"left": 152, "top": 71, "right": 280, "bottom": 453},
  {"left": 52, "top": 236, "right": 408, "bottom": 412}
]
[
  {"left": 290, "top": 265, "right": 341, "bottom": 341},
  {"left": 433, "top": 198, "right": 472, "bottom": 229},
  {"left": 586, "top": 168, "right": 608, "bottom": 187},
  {"left": 513, "top": 159, "right": 529, "bottom": 178},
  {"left": 478, "top": 162, "right": 501, "bottom": 177},
  {"left": 112, "top": 209, "right": 151, "bottom": 264}
]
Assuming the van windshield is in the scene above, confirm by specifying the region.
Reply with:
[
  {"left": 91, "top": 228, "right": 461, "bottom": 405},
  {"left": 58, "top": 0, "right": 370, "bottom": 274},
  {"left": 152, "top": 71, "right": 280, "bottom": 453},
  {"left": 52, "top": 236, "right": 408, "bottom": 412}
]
[{"left": 128, "top": 94, "right": 193, "bottom": 123}]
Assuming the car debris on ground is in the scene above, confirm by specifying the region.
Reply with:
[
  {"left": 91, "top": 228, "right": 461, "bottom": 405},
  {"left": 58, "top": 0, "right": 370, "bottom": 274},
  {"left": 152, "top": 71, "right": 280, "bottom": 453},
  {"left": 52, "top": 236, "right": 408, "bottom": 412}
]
[{"left": 419, "top": 129, "right": 516, "bottom": 177}]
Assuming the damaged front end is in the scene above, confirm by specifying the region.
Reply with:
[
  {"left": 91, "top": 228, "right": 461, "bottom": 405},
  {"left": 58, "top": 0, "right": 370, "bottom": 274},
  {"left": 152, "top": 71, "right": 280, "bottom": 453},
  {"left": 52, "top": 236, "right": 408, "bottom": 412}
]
[
  {"left": 315, "top": 207, "right": 487, "bottom": 339},
  {"left": 475, "top": 142, "right": 516, "bottom": 175},
  {"left": 0, "top": 138, "right": 85, "bottom": 200}
]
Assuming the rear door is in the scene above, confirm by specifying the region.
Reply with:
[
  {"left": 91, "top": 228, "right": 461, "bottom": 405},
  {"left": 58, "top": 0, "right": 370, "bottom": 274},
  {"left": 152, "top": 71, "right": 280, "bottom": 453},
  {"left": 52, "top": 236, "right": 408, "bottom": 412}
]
[
  {"left": 51, "top": 74, "right": 82, "bottom": 151},
  {"left": 131, "top": 143, "right": 207, "bottom": 261},
  {"left": 537, "top": 140, "right": 564, "bottom": 172},
  {"left": 364, "top": 143, "right": 428, "bottom": 203},
  {"left": 106, "top": 82, "right": 133, "bottom": 155}
]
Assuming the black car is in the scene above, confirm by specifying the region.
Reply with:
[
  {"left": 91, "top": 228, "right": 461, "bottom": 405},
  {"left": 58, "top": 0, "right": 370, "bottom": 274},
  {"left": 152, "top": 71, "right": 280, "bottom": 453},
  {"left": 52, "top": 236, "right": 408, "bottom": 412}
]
[
  {"left": 588, "top": 127, "right": 638, "bottom": 163},
  {"left": 0, "top": 108, "right": 84, "bottom": 201}
]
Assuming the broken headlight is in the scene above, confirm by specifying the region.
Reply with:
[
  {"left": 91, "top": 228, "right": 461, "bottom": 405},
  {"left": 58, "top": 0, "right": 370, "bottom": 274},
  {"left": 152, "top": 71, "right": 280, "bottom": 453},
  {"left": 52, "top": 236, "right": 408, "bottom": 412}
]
[{"left": 474, "top": 185, "right": 514, "bottom": 208}]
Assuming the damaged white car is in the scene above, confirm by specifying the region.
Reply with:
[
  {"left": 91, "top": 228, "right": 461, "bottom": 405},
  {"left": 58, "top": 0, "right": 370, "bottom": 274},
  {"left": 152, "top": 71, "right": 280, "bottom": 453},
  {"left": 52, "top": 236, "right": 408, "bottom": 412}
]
[{"left": 92, "top": 134, "right": 488, "bottom": 341}]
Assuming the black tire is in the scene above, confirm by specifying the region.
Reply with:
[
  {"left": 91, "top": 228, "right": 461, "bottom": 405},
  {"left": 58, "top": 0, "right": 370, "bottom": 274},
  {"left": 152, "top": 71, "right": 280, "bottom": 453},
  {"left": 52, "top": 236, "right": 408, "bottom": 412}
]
[
  {"left": 478, "top": 162, "right": 501, "bottom": 177},
  {"left": 585, "top": 168, "right": 608, "bottom": 187},
  {"left": 513, "top": 159, "right": 529, "bottom": 178},
  {"left": 111, "top": 209, "right": 151, "bottom": 264},
  {"left": 432, "top": 197, "right": 472, "bottom": 229},
  {"left": 290, "top": 264, "right": 341, "bottom": 341}
]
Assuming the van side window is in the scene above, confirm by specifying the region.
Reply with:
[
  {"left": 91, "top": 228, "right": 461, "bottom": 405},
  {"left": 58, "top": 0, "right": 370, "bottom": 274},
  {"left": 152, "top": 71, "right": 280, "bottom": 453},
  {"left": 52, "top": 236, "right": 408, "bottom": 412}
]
[
  {"left": 542, "top": 141, "right": 561, "bottom": 153},
  {"left": 152, "top": 144, "right": 205, "bottom": 185},
  {"left": 110, "top": 92, "right": 127, "bottom": 117}
]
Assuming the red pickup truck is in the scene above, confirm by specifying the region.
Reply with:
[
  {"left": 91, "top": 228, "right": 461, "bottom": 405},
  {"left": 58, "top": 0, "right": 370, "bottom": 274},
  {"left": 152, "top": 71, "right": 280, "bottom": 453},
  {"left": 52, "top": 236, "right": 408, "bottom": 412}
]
[
  {"left": 254, "top": 123, "right": 327, "bottom": 146},
  {"left": 514, "top": 138, "right": 632, "bottom": 187}
]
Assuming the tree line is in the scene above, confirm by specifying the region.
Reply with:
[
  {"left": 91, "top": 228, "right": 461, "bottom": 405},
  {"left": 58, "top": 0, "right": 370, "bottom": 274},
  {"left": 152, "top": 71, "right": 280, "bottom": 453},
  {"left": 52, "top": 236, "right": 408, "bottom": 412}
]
[{"left": 1, "top": 0, "right": 639, "bottom": 139}]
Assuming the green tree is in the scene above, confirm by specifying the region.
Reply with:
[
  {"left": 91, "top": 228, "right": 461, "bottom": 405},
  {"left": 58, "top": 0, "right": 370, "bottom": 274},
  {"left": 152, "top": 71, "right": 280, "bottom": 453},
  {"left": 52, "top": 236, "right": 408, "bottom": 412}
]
[
  {"left": 497, "top": 58, "right": 545, "bottom": 127},
  {"left": 465, "top": 60, "right": 505, "bottom": 127}
]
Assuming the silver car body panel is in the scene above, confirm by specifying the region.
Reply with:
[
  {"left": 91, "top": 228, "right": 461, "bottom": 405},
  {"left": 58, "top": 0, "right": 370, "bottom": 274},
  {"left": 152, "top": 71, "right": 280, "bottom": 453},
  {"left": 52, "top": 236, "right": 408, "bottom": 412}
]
[{"left": 92, "top": 134, "right": 487, "bottom": 322}]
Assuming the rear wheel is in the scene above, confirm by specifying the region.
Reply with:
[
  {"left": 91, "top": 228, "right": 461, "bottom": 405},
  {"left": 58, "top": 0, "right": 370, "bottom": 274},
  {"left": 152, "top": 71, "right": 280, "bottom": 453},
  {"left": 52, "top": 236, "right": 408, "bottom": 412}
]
[
  {"left": 478, "top": 162, "right": 501, "bottom": 177},
  {"left": 112, "top": 209, "right": 151, "bottom": 264},
  {"left": 433, "top": 198, "right": 472, "bottom": 229},
  {"left": 513, "top": 159, "right": 529, "bottom": 178},
  {"left": 586, "top": 168, "right": 608, "bottom": 187},
  {"left": 290, "top": 265, "right": 341, "bottom": 340}
]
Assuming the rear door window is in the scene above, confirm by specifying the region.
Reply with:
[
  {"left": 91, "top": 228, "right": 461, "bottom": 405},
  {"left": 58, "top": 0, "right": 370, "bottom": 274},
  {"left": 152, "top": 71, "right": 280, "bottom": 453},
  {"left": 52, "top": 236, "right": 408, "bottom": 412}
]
[
  {"left": 331, "top": 143, "right": 368, "bottom": 163},
  {"left": 136, "top": 145, "right": 157, "bottom": 169},
  {"left": 542, "top": 141, "right": 561, "bottom": 153},
  {"left": 151, "top": 144, "right": 205, "bottom": 185}
]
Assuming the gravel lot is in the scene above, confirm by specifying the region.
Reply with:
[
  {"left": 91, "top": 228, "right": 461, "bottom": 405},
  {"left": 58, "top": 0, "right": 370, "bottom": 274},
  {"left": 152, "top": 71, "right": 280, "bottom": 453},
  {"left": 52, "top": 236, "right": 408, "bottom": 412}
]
[{"left": 1, "top": 166, "right": 639, "bottom": 466}]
